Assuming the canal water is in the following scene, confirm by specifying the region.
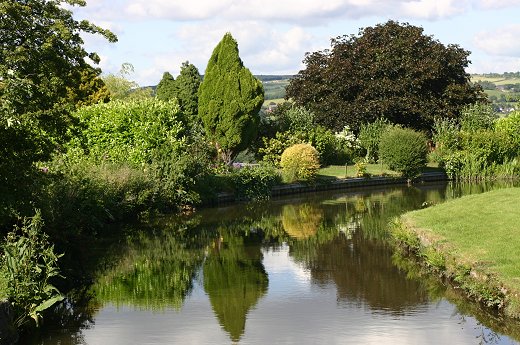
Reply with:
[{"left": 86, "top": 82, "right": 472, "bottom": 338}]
[{"left": 24, "top": 182, "right": 520, "bottom": 344}]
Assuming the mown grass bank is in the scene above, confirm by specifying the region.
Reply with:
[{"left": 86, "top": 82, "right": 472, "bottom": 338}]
[{"left": 391, "top": 187, "right": 520, "bottom": 318}]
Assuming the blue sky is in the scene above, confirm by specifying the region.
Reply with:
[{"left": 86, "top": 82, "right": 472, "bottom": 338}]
[{"left": 71, "top": 0, "right": 520, "bottom": 86}]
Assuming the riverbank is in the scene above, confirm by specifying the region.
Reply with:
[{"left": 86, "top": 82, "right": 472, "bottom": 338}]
[
  {"left": 216, "top": 171, "right": 447, "bottom": 203},
  {"left": 391, "top": 187, "right": 520, "bottom": 318}
]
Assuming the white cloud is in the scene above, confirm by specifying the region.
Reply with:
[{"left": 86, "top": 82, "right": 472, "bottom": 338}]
[
  {"left": 176, "top": 21, "right": 319, "bottom": 73},
  {"left": 479, "top": 0, "right": 520, "bottom": 10},
  {"left": 474, "top": 24, "right": 520, "bottom": 56},
  {"left": 76, "top": 0, "right": 473, "bottom": 23},
  {"left": 401, "top": 0, "right": 469, "bottom": 20},
  {"left": 467, "top": 56, "right": 520, "bottom": 74}
]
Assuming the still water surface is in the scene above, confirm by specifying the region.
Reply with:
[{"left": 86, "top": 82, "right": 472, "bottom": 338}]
[{"left": 26, "top": 182, "right": 520, "bottom": 344}]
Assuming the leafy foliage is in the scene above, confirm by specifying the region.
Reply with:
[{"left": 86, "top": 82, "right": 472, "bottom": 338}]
[
  {"left": 230, "top": 166, "right": 281, "bottom": 201},
  {"left": 68, "top": 99, "right": 186, "bottom": 166},
  {"left": 460, "top": 102, "right": 497, "bottom": 132},
  {"left": 102, "top": 63, "right": 153, "bottom": 101},
  {"left": 198, "top": 33, "right": 264, "bottom": 164},
  {"left": 280, "top": 143, "right": 320, "bottom": 182},
  {"left": 358, "top": 118, "right": 393, "bottom": 162},
  {"left": 258, "top": 131, "right": 303, "bottom": 167},
  {"left": 379, "top": 127, "right": 428, "bottom": 177},
  {"left": 495, "top": 111, "right": 520, "bottom": 149},
  {"left": 286, "top": 20, "right": 485, "bottom": 132},
  {"left": 0, "top": 0, "right": 116, "bottom": 191},
  {"left": 1, "top": 211, "right": 63, "bottom": 328}
]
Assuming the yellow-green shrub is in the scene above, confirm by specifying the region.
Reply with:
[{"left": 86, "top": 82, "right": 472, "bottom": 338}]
[{"left": 280, "top": 143, "right": 320, "bottom": 182}]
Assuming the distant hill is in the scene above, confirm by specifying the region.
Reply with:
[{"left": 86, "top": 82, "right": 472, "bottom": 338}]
[
  {"left": 471, "top": 72, "right": 519, "bottom": 113},
  {"left": 255, "top": 75, "right": 294, "bottom": 82}
]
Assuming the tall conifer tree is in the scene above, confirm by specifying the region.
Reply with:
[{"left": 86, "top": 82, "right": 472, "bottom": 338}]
[
  {"left": 156, "top": 71, "right": 178, "bottom": 101},
  {"left": 198, "top": 33, "right": 264, "bottom": 164},
  {"left": 176, "top": 61, "right": 202, "bottom": 122}
]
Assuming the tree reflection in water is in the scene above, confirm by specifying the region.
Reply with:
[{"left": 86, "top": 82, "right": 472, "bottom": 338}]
[
  {"left": 19, "top": 182, "right": 520, "bottom": 344},
  {"left": 203, "top": 228, "right": 268, "bottom": 342}
]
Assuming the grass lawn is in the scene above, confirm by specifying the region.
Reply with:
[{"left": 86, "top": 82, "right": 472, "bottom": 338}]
[
  {"left": 318, "top": 163, "right": 441, "bottom": 179},
  {"left": 318, "top": 164, "right": 398, "bottom": 179},
  {"left": 401, "top": 187, "right": 520, "bottom": 308}
]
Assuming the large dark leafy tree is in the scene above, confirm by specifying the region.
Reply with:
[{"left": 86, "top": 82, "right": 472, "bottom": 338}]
[
  {"left": 0, "top": 0, "right": 116, "bottom": 189},
  {"left": 286, "top": 21, "right": 486, "bottom": 132},
  {"left": 198, "top": 33, "right": 264, "bottom": 164}
]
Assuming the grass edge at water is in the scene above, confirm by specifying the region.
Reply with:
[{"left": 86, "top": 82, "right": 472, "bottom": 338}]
[{"left": 391, "top": 187, "right": 520, "bottom": 319}]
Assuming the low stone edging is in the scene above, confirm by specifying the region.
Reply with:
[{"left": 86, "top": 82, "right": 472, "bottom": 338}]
[{"left": 216, "top": 171, "right": 448, "bottom": 203}]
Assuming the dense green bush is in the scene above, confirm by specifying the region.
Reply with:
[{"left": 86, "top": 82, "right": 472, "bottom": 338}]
[
  {"left": 443, "top": 129, "right": 519, "bottom": 180},
  {"left": 230, "top": 166, "right": 281, "bottom": 201},
  {"left": 39, "top": 161, "right": 166, "bottom": 234},
  {"left": 259, "top": 132, "right": 302, "bottom": 167},
  {"left": 460, "top": 130, "right": 516, "bottom": 165},
  {"left": 68, "top": 99, "right": 186, "bottom": 166},
  {"left": 379, "top": 127, "right": 428, "bottom": 178},
  {"left": 280, "top": 143, "right": 320, "bottom": 182}
]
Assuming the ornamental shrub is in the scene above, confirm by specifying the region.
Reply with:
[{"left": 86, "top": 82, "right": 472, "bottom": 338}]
[
  {"left": 230, "top": 166, "right": 281, "bottom": 201},
  {"left": 259, "top": 131, "right": 302, "bottom": 167},
  {"left": 378, "top": 127, "right": 427, "bottom": 178},
  {"left": 280, "top": 143, "right": 320, "bottom": 183}
]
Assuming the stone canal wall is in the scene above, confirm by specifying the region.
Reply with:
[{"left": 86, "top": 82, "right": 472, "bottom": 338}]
[{"left": 216, "top": 171, "right": 448, "bottom": 204}]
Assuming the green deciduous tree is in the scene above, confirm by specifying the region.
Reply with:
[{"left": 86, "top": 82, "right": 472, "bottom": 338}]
[
  {"left": 0, "top": 0, "right": 116, "bottom": 189},
  {"left": 103, "top": 63, "right": 152, "bottom": 101},
  {"left": 198, "top": 33, "right": 264, "bottom": 164},
  {"left": 286, "top": 21, "right": 486, "bottom": 133}
]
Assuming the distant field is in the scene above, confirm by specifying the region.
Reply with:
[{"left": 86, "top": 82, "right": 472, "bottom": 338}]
[
  {"left": 471, "top": 74, "right": 520, "bottom": 86},
  {"left": 263, "top": 79, "right": 290, "bottom": 100},
  {"left": 263, "top": 98, "right": 286, "bottom": 106},
  {"left": 483, "top": 89, "right": 503, "bottom": 98}
]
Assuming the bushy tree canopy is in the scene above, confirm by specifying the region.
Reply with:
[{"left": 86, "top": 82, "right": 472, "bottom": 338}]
[
  {"left": 286, "top": 21, "right": 486, "bottom": 133},
  {"left": 198, "top": 33, "right": 264, "bottom": 164},
  {"left": 0, "top": 0, "right": 116, "bottom": 187},
  {"left": 103, "top": 63, "right": 152, "bottom": 101}
]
